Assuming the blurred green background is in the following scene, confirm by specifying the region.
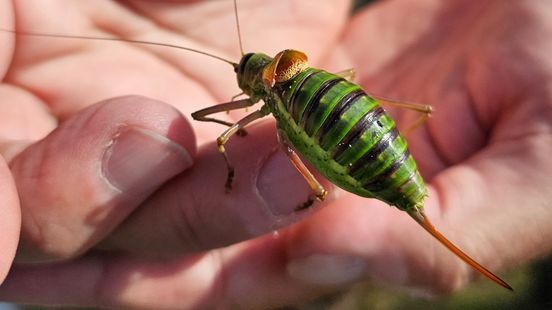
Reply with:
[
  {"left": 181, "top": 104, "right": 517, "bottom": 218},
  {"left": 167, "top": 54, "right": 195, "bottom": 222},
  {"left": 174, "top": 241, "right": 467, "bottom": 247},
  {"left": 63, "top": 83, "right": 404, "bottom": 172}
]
[{"left": 353, "top": 0, "right": 376, "bottom": 12}]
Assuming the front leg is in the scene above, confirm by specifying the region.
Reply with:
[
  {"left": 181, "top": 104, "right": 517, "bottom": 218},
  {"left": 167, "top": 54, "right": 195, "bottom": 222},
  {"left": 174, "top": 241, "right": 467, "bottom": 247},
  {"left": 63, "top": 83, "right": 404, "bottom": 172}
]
[
  {"left": 216, "top": 110, "right": 267, "bottom": 191},
  {"left": 192, "top": 98, "right": 257, "bottom": 136}
]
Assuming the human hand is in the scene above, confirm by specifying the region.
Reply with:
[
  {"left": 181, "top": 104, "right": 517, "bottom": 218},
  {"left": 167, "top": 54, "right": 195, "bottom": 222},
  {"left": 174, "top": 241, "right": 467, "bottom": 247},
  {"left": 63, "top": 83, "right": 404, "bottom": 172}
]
[
  {"left": 0, "top": 0, "right": 345, "bottom": 308},
  {"left": 339, "top": 0, "right": 552, "bottom": 292},
  {"left": 1, "top": 0, "right": 551, "bottom": 308}
]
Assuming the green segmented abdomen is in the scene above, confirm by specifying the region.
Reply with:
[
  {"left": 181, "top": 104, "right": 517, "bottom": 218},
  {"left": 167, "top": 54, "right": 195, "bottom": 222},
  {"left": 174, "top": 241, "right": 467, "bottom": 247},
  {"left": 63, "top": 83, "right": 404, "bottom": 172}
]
[{"left": 274, "top": 68, "right": 427, "bottom": 211}]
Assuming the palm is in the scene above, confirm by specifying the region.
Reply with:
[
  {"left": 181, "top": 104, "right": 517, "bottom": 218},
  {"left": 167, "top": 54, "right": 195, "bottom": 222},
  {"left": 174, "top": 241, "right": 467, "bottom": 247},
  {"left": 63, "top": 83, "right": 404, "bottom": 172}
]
[{"left": 6, "top": 0, "right": 348, "bottom": 142}]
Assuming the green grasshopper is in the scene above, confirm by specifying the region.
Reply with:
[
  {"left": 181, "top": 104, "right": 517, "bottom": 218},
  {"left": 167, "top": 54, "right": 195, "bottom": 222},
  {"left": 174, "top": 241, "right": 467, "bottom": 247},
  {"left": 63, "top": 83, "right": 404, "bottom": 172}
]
[{"left": 2, "top": 0, "right": 512, "bottom": 291}]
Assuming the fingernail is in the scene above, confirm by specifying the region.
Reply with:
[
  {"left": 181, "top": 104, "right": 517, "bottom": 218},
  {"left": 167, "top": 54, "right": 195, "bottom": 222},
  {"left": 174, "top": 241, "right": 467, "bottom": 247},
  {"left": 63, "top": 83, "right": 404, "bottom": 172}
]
[
  {"left": 287, "top": 254, "right": 367, "bottom": 286},
  {"left": 257, "top": 151, "right": 313, "bottom": 216},
  {"left": 102, "top": 127, "right": 193, "bottom": 196}
]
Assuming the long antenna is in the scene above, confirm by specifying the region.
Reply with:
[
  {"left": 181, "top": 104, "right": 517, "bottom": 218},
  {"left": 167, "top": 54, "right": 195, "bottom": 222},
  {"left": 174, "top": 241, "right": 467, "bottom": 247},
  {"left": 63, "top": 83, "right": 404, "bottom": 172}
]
[
  {"left": 0, "top": 28, "right": 238, "bottom": 66},
  {"left": 233, "top": 0, "right": 245, "bottom": 56}
]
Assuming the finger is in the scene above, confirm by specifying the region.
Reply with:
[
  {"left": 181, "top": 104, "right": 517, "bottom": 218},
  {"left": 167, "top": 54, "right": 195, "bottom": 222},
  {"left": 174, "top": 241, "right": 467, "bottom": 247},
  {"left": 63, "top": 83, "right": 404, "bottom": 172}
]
[
  {"left": 284, "top": 192, "right": 454, "bottom": 293},
  {"left": 0, "top": 193, "right": 489, "bottom": 308},
  {"left": 426, "top": 136, "right": 552, "bottom": 282},
  {"left": 0, "top": 204, "right": 409, "bottom": 310},
  {"left": 0, "top": 156, "right": 20, "bottom": 283},
  {"left": 0, "top": 236, "right": 338, "bottom": 309},
  {"left": 100, "top": 121, "right": 335, "bottom": 256},
  {"left": 0, "top": 85, "right": 57, "bottom": 155},
  {"left": 0, "top": 84, "right": 57, "bottom": 165},
  {"left": 10, "top": 95, "right": 196, "bottom": 263}
]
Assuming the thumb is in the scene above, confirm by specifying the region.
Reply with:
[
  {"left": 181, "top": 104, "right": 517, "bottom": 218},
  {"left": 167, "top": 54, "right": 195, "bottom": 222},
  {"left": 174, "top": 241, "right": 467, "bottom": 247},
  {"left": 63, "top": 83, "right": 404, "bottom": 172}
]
[{"left": 10, "top": 95, "right": 196, "bottom": 263}]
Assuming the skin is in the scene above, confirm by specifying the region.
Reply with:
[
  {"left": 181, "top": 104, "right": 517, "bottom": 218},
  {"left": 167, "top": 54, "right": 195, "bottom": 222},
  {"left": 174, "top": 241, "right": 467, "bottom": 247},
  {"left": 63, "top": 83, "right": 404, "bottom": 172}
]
[{"left": 0, "top": 0, "right": 551, "bottom": 308}]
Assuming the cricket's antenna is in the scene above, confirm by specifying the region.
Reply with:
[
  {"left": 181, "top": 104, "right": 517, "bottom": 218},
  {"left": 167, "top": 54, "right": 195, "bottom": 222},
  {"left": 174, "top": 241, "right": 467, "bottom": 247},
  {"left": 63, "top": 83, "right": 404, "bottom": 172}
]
[
  {"left": 0, "top": 28, "right": 238, "bottom": 66},
  {"left": 233, "top": 0, "right": 245, "bottom": 56}
]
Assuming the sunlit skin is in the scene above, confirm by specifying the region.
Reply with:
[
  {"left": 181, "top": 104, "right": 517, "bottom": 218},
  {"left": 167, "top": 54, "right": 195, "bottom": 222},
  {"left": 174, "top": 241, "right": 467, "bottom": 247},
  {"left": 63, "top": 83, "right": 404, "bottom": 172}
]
[{"left": 0, "top": 0, "right": 551, "bottom": 308}]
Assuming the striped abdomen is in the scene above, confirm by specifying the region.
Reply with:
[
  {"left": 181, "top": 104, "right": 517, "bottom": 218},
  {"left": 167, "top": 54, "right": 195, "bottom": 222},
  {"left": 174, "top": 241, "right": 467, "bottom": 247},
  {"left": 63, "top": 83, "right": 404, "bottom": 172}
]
[{"left": 272, "top": 68, "right": 426, "bottom": 211}]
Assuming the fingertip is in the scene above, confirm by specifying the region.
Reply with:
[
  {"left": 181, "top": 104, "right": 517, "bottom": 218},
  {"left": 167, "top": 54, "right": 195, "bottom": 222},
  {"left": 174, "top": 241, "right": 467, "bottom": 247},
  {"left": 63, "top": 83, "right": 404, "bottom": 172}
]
[
  {"left": 95, "top": 95, "right": 197, "bottom": 158},
  {"left": 101, "top": 123, "right": 193, "bottom": 197},
  {"left": 283, "top": 194, "right": 417, "bottom": 287},
  {"left": 257, "top": 150, "right": 316, "bottom": 216}
]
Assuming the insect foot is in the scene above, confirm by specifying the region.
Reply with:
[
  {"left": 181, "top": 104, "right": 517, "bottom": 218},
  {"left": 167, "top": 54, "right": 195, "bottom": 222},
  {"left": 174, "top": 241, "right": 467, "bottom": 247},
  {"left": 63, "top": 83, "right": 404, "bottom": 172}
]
[
  {"left": 295, "top": 196, "right": 316, "bottom": 212},
  {"left": 225, "top": 166, "right": 235, "bottom": 193},
  {"left": 316, "top": 189, "right": 328, "bottom": 202}
]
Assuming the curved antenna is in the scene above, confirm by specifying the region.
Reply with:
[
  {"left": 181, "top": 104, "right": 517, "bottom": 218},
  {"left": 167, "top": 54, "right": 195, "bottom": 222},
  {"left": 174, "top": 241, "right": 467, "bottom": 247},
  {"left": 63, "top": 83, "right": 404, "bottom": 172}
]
[
  {"left": 408, "top": 209, "right": 513, "bottom": 291},
  {"left": 0, "top": 28, "right": 238, "bottom": 67},
  {"left": 233, "top": 0, "right": 245, "bottom": 56}
]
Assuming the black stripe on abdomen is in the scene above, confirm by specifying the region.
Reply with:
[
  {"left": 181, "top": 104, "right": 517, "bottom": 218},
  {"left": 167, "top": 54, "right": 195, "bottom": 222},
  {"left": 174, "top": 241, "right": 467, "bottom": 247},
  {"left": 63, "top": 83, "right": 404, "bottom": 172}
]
[
  {"left": 348, "top": 126, "right": 400, "bottom": 177},
  {"left": 299, "top": 77, "right": 345, "bottom": 128},
  {"left": 331, "top": 106, "right": 386, "bottom": 160},
  {"left": 361, "top": 149, "right": 411, "bottom": 191},
  {"left": 316, "top": 89, "right": 365, "bottom": 144}
]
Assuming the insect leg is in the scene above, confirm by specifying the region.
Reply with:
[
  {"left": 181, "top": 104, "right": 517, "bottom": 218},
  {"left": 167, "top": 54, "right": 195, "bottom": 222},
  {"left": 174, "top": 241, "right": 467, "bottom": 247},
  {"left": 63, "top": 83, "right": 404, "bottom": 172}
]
[
  {"left": 335, "top": 68, "right": 356, "bottom": 81},
  {"left": 192, "top": 98, "right": 256, "bottom": 135},
  {"left": 372, "top": 95, "right": 433, "bottom": 135},
  {"left": 231, "top": 92, "right": 245, "bottom": 102},
  {"left": 227, "top": 92, "right": 246, "bottom": 114},
  {"left": 217, "top": 109, "right": 267, "bottom": 191},
  {"left": 280, "top": 142, "right": 328, "bottom": 211}
]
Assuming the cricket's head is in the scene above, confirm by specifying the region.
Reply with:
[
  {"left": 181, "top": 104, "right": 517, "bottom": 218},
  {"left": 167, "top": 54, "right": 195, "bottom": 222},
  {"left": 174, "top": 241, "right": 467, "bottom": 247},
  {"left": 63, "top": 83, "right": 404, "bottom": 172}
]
[{"left": 235, "top": 52, "right": 272, "bottom": 99}]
